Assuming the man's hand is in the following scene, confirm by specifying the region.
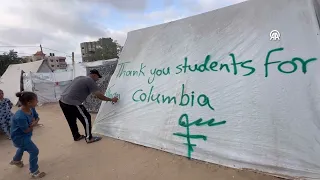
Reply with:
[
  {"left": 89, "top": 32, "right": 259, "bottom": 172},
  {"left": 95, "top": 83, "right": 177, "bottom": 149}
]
[
  {"left": 111, "top": 97, "right": 118, "bottom": 103},
  {"left": 94, "top": 91, "right": 119, "bottom": 102}
]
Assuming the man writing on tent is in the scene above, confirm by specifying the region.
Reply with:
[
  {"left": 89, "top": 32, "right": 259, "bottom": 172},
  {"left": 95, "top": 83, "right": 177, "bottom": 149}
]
[{"left": 59, "top": 69, "right": 118, "bottom": 144}]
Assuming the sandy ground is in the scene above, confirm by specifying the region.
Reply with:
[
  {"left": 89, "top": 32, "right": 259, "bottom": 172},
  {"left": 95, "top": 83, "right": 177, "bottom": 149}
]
[{"left": 0, "top": 103, "right": 282, "bottom": 180}]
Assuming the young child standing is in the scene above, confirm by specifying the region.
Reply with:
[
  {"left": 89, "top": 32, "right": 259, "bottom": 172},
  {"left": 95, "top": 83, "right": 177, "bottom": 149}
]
[{"left": 9, "top": 91, "right": 46, "bottom": 178}]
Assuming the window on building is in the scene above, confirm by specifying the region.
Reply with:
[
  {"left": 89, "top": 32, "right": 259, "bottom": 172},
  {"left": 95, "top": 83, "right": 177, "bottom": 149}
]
[
  {"left": 51, "top": 60, "right": 53, "bottom": 62},
  {"left": 82, "top": 53, "right": 85, "bottom": 56},
  {"left": 81, "top": 47, "right": 84, "bottom": 49},
  {"left": 56, "top": 60, "right": 58, "bottom": 62},
  {"left": 57, "top": 65, "right": 60, "bottom": 67},
  {"left": 51, "top": 65, "right": 54, "bottom": 67}
]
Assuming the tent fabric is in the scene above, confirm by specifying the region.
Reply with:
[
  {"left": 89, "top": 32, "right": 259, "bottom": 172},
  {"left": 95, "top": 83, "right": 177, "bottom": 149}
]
[
  {"left": 22, "top": 59, "right": 118, "bottom": 107},
  {"left": 0, "top": 60, "right": 51, "bottom": 105},
  {"left": 93, "top": 0, "right": 320, "bottom": 179},
  {"left": 83, "top": 60, "right": 118, "bottom": 112},
  {"left": 23, "top": 71, "right": 73, "bottom": 106}
]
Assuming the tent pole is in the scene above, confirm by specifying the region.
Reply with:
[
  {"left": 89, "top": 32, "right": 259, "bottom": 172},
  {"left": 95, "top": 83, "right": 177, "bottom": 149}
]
[{"left": 72, "top": 52, "right": 75, "bottom": 79}]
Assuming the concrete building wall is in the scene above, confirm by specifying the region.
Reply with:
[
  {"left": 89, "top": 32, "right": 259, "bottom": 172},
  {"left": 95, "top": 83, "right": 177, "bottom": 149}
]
[
  {"left": 80, "top": 41, "right": 99, "bottom": 62},
  {"left": 47, "top": 56, "right": 67, "bottom": 70}
]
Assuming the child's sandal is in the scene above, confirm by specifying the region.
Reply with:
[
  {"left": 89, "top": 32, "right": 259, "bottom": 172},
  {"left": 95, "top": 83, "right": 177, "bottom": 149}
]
[
  {"left": 9, "top": 160, "right": 24, "bottom": 168},
  {"left": 30, "top": 170, "right": 46, "bottom": 179}
]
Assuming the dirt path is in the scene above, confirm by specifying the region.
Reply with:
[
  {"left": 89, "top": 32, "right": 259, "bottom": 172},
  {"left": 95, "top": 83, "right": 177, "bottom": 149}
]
[{"left": 0, "top": 103, "right": 281, "bottom": 180}]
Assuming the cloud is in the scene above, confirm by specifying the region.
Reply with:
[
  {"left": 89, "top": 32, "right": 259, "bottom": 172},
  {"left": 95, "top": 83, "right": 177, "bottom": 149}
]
[
  {"left": 127, "top": 6, "right": 180, "bottom": 22},
  {"left": 181, "top": 0, "right": 246, "bottom": 13},
  {"left": 8, "top": 1, "right": 108, "bottom": 38},
  {"left": 27, "top": 9, "right": 105, "bottom": 37},
  {"left": 77, "top": 0, "right": 148, "bottom": 11},
  {"left": 126, "top": 0, "right": 247, "bottom": 26},
  {"left": 0, "top": 0, "right": 127, "bottom": 62},
  {"left": 0, "top": 0, "right": 246, "bottom": 63},
  {"left": 0, "top": 28, "right": 53, "bottom": 45}
]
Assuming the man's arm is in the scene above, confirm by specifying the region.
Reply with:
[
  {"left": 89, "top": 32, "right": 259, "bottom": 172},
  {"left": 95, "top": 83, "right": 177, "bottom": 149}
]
[
  {"left": 93, "top": 91, "right": 114, "bottom": 102},
  {"left": 87, "top": 78, "right": 118, "bottom": 102}
]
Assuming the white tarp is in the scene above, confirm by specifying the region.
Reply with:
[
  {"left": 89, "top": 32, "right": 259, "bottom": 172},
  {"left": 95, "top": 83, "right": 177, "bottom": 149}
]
[
  {"left": 24, "top": 71, "right": 73, "bottom": 105},
  {"left": 93, "top": 0, "right": 320, "bottom": 179},
  {"left": 0, "top": 60, "right": 50, "bottom": 104},
  {"left": 22, "top": 59, "right": 118, "bottom": 105}
]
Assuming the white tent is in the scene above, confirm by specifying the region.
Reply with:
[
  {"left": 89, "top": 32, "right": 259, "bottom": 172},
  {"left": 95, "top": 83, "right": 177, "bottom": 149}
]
[
  {"left": 93, "top": 0, "right": 320, "bottom": 179},
  {"left": 0, "top": 60, "right": 51, "bottom": 105},
  {"left": 23, "top": 71, "right": 73, "bottom": 105},
  {"left": 22, "top": 59, "right": 118, "bottom": 106}
]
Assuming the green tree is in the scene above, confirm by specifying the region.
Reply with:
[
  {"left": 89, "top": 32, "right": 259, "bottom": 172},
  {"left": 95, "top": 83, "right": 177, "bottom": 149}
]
[
  {"left": 0, "top": 50, "right": 22, "bottom": 76},
  {"left": 87, "top": 37, "right": 122, "bottom": 62}
]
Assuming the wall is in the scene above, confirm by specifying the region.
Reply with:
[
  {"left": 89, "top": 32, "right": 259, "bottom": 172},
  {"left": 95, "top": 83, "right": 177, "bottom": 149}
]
[
  {"left": 80, "top": 41, "right": 98, "bottom": 62},
  {"left": 47, "top": 56, "right": 67, "bottom": 71}
]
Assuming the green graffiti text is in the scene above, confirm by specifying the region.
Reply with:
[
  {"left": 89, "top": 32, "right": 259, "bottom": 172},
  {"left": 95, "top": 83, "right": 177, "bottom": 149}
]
[
  {"left": 264, "top": 47, "right": 317, "bottom": 77},
  {"left": 105, "top": 84, "right": 121, "bottom": 100},
  {"left": 175, "top": 54, "right": 255, "bottom": 76},
  {"left": 173, "top": 113, "right": 226, "bottom": 159},
  {"left": 116, "top": 62, "right": 146, "bottom": 78},
  {"left": 132, "top": 84, "right": 214, "bottom": 111},
  {"left": 148, "top": 67, "right": 171, "bottom": 84}
]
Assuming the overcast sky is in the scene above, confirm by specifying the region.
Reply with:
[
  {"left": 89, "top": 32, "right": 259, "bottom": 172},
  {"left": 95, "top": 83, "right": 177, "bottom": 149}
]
[{"left": 0, "top": 0, "right": 245, "bottom": 62}]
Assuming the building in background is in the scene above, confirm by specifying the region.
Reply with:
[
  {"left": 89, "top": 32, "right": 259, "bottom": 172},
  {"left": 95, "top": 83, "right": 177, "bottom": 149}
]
[
  {"left": 80, "top": 38, "right": 121, "bottom": 62},
  {"left": 21, "top": 51, "right": 45, "bottom": 63},
  {"left": 47, "top": 53, "right": 67, "bottom": 71},
  {"left": 21, "top": 51, "right": 67, "bottom": 71},
  {"left": 33, "top": 51, "right": 45, "bottom": 61},
  {"left": 80, "top": 41, "right": 99, "bottom": 62}
]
